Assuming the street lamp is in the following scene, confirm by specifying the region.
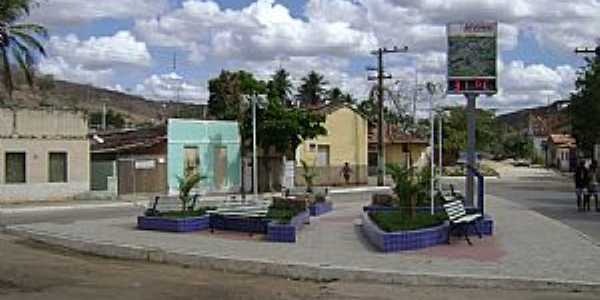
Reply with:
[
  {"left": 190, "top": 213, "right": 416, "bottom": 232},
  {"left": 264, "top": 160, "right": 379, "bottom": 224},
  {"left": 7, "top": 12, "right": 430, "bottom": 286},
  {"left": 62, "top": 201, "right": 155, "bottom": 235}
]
[
  {"left": 244, "top": 94, "right": 267, "bottom": 201},
  {"left": 426, "top": 82, "right": 444, "bottom": 215}
]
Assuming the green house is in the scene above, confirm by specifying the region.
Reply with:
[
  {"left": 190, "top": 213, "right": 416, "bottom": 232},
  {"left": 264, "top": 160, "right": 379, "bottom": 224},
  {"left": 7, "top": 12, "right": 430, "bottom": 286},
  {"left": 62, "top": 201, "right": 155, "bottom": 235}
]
[{"left": 167, "top": 119, "right": 241, "bottom": 194}]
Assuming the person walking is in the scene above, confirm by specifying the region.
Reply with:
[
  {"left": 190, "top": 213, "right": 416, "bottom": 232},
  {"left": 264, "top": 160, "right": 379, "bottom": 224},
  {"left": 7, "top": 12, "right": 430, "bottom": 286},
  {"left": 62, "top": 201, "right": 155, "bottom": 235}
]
[
  {"left": 589, "top": 160, "right": 599, "bottom": 212},
  {"left": 575, "top": 160, "right": 589, "bottom": 211},
  {"left": 341, "top": 162, "right": 353, "bottom": 186}
]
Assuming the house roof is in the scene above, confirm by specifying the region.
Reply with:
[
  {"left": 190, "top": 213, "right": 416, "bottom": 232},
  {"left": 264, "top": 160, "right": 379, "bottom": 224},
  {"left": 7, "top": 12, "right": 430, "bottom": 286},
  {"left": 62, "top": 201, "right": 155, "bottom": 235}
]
[
  {"left": 368, "top": 123, "right": 428, "bottom": 145},
  {"left": 548, "top": 134, "right": 576, "bottom": 148},
  {"left": 90, "top": 125, "right": 166, "bottom": 154}
]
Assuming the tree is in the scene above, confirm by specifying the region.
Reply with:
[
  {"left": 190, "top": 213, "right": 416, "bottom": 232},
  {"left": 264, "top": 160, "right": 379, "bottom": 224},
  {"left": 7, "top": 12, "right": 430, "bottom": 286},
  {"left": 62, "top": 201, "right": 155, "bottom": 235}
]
[
  {"left": 442, "top": 107, "right": 499, "bottom": 163},
  {"left": 0, "top": 0, "right": 47, "bottom": 103},
  {"left": 327, "top": 87, "right": 344, "bottom": 103},
  {"left": 267, "top": 68, "right": 293, "bottom": 106},
  {"left": 570, "top": 56, "right": 600, "bottom": 155},
  {"left": 297, "top": 71, "right": 327, "bottom": 107},
  {"left": 89, "top": 109, "right": 126, "bottom": 129}
]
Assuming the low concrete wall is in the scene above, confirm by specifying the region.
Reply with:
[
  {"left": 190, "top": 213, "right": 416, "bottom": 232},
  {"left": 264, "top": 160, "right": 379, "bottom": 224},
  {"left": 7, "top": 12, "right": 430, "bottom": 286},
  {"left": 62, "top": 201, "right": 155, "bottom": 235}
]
[{"left": 0, "top": 182, "right": 89, "bottom": 203}]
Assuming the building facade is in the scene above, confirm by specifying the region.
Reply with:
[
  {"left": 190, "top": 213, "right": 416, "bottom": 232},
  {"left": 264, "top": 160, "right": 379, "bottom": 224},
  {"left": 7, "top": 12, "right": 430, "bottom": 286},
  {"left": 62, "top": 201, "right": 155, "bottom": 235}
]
[
  {"left": 295, "top": 103, "right": 369, "bottom": 186},
  {"left": 0, "top": 107, "right": 89, "bottom": 203},
  {"left": 167, "top": 119, "right": 241, "bottom": 194},
  {"left": 546, "top": 134, "right": 576, "bottom": 172}
]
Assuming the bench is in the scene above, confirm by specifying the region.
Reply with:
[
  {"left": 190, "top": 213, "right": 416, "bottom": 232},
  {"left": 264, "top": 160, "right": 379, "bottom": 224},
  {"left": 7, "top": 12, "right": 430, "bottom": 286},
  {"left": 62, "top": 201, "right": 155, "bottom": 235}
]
[{"left": 443, "top": 199, "right": 482, "bottom": 245}]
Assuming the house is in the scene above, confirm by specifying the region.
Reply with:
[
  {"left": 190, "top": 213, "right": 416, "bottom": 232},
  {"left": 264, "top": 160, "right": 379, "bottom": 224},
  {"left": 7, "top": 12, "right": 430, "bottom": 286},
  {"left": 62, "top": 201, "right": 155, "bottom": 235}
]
[
  {"left": 167, "top": 119, "right": 241, "bottom": 195},
  {"left": 90, "top": 125, "right": 167, "bottom": 196},
  {"left": 546, "top": 134, "right": 576, "bottom": 172},
  {"left": 0, "top": 107, "right": 89, "bottom": 203},
  {"left": 90, "top": 119, "right": 242, "bottom": 196},
  {"left": 295, "top": 102, "right": 368, "bottom": 186},
  {"left": 368, "top": 123, "right": 429, "bottom": 173}
]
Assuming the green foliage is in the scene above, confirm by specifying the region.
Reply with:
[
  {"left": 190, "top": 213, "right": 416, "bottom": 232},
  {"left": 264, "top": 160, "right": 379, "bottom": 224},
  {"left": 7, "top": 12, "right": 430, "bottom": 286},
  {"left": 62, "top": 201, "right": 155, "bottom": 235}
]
[
  {"left": 443, "top": 107, "right": 499, "bottom": 163},
  {"left": 369, "top": 211, "right": 447, "bottom": 232},
  {"left": 0, "top": 0, "right": 47, "bottom": 102},
  {"left": 297, "top": 71, "right": 328, "bottom": 107},
  {"left": 266, "top": 207, "right": 298, "bottom": 224},
  {"left": 158, "top": 209, "right": 208, "bottom": 219},
  {"left": 300, "top": 159, "right": 318, "bottom": 193},
  {"left": 386, "top": 164, "right": 423, "bottom": 218},
  {"left": 176, "top": 173, "right": 205, "bottom": 212},
  {"left": 570, "top": 57, "right": 600, "bottom": 154},
  {"left": 207, "top": 70, "right": 267, "bottom": 121},
  {"left": 267, "top": 68, "right": 293, "bottom": 106},
  {"left": 495, "top": 131, "right": 534, "bottom": 160}
]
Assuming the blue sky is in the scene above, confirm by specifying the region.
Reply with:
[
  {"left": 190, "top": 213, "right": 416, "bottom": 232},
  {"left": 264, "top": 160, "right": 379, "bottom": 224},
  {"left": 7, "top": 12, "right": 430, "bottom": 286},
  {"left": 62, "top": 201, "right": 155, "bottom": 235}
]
[{"left": 27, "top": 0, "right": 600, "bottom": 113}]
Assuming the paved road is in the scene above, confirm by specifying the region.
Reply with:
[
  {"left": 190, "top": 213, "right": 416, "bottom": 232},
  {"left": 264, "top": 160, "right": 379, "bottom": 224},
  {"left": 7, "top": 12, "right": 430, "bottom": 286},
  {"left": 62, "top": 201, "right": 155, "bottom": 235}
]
[
  {"left": 0, "top": 206, "right": 144, "bottom": 227},
  {"left": 445, "top": 168, "right": 600, "bottom": 244},
  {"left": 0, "top": 233, "right": 595, "bottom": 300}
]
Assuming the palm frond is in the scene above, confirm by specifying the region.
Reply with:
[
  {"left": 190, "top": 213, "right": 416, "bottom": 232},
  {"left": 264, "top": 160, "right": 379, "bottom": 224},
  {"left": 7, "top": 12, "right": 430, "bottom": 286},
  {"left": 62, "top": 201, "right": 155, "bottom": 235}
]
[
  {"left": 10, "top": 29, "right": 46, "bottom": 56},
  {"left": 0, "top": 47, "right": 14, "bottom": 97},
  {"left": 10, "top": 23, "right": 47, "bottom": 38},
  {"left": 11, "top": 44, "right": 33, "bottom": 87}
]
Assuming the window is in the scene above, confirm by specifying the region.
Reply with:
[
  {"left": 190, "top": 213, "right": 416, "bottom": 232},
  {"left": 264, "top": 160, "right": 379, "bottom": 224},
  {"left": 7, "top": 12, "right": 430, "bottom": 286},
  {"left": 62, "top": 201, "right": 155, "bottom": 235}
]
[
  {"left": 316, "top": 145, "right": 330, "bottom": 167},
  {"left": 49, "top": 152, "right": 68, "bottom": 183},
  {"left": 5, "top": 152, "right": 26, "bottom": 183}
]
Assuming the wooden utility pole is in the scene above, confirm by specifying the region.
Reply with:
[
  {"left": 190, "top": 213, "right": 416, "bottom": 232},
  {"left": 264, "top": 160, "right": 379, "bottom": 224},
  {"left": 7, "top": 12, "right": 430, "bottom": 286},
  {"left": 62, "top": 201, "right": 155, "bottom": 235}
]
[{"left": 368, "top": 46, "right": 408, "bottom": 186}]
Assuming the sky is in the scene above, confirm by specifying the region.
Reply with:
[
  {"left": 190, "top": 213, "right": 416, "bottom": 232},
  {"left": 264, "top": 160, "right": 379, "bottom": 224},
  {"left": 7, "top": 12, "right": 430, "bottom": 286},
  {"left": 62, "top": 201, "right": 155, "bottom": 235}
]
[{"left": 27, "top": 0, "right": 600, "bottom": 113}]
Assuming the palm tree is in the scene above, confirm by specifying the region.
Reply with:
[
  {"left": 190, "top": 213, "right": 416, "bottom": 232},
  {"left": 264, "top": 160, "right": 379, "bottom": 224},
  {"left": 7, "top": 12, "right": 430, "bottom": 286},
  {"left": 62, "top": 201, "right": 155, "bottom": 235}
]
[
  {"left": 327, "top": 87, "right": 344, "bottom": 104},
  {"left": 267, "top": 68, "right": 293, "bottom": 106},
  {"left": 0, "top": 0, "right": 47, "bottom": 103},
  {"left": 297, "top": 71, "right": 327, "bottom": 107}
]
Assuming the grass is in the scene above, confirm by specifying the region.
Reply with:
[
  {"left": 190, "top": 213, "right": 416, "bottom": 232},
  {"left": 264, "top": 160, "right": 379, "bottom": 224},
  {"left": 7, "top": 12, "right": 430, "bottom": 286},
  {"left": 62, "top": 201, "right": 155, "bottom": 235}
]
[
  {"left": 157, "top": 209, "right": 208, "bottom": 219},
  {"left": 369, "top": 211, "right": 448, "bottom": 232},
  {"left": 266, "top": 207, "right": 303, "bottom": 224}
]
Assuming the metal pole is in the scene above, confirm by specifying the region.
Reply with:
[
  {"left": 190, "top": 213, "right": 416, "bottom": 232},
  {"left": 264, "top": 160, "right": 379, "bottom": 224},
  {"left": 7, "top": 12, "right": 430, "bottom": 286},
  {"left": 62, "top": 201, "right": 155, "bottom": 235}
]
[
  {"left": 377, "top": 48, "right": 385, "bottom": 187},
  {"left": 466, "top": 93, "right": 477, "bottom": 206},
  {"left": 430, "top": 91, "right": 435, "bottom": 215},
  {"left": 102, "top": 103, "right": 106, "bottom": 130},
  {"left": 252, "top": 95, "right": 258, "bottom": 200},
  {"left": 438, "top": 110, "right": 443, "bottom": 190}
]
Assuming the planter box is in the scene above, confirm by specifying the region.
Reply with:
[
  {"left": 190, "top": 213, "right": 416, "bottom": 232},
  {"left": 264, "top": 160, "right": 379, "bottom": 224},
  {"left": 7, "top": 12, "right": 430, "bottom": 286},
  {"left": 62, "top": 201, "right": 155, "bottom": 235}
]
[
  {"left": 309, "top": 201, "right": 333, "bottom": 216},
  {"left": 267, "top": 210, "right": 310, "bottom": 243},
  {"left": 137, "top": 215, "right": 210, "bottom": 233},
  {"left": 209, "top": 214, "right": 270, "bottom": 234},
  {"left": 361, "top": 212, "right": 449, "bottom": 252},
  {"left": 451, "top": 215, "right": 494, "bottom": 236}
]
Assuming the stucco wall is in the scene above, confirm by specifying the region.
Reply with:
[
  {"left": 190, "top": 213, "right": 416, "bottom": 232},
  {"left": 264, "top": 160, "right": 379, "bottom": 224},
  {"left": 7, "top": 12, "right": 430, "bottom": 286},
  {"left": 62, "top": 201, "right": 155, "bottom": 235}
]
[
  {"left": 167, "top": 119, "right": 241, "bottom": 194},
  {"left": 0, "top": 139, "right": 90, "bottom": 202},
  {"left": 297, "top": 107, "right": 368, "bottom": 166},
  {"left": 385, "top": 143, "right": 428, "bottom": 168},
  {"left": 296, "top": 107, "right": 368, "bottom": 185},
  {"left": 0, "top": 108, "right": 86, "bottom": 137}
]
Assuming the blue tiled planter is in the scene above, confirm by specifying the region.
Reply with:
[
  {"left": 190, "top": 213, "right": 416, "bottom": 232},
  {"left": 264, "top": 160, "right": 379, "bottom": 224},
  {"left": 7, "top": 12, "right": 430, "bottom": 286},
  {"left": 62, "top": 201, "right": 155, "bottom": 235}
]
[
  {"left": 309, "top": 201, "right": 333, "bottom": 216},
  {"left": 137, "top": 215, "right": 210, "bottom": 233},
  {"left": 363, "top": 205, "right": 445, "bottom": 214},
  {"left": 209, "top": 214, "right": 270, "bottom": 234},
  {"left": 361, "top": 212, "right": 450, "bottom": 252},
  {"left": 451, "top": 215, "right": 494, "bottom": 236},
  {"left": 267, "top": 210, "right": 310, "bottom": 243}
]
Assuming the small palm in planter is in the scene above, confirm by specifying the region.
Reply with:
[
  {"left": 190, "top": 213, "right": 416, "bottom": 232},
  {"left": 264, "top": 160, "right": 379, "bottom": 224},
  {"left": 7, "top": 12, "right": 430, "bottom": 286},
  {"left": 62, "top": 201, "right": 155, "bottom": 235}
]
[
  {"left": 386, "top": 164, "right": 421, "bottom": 219},
  {"left": 176, "top": 173, "right": 206, "bottom": 213},
  {"left": 300, "top": 160, "right": 318, "bottom": 194}
]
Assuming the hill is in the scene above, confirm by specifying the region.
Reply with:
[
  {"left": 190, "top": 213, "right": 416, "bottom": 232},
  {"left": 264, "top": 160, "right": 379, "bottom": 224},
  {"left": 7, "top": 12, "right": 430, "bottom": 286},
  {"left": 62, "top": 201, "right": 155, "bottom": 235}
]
[{"left": 1, "top": 78, "right": 207, "bottom": 127}]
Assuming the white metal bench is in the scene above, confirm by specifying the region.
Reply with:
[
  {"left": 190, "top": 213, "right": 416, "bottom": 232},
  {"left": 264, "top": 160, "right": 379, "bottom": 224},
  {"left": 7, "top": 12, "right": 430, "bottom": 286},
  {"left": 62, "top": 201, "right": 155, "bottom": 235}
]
[{"left": 443, "top": 199, "right": 482, "bottom": 245}]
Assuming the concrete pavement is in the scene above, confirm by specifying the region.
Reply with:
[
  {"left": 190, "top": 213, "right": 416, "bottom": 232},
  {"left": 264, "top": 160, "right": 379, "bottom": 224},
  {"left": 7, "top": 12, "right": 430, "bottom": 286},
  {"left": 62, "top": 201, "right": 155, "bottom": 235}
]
[{"left": 5, "top": 191, "right": 600, "bottom": 292}]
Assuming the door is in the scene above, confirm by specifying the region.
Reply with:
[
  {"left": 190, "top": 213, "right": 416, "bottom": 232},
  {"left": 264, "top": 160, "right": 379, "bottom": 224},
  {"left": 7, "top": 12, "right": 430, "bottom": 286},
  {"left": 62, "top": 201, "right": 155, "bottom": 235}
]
[
  {"left": 183, "top": 147, "right": 200, "bottom": 178},
  {"left": 214, "top": 146, "right": 227, "bottom": 190}
]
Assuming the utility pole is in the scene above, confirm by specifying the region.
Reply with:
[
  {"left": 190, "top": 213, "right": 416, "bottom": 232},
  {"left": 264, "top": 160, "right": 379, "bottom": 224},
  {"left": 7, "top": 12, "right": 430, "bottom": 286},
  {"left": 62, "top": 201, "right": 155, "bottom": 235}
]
[{"left": 368, "top": 46, "right": 408, "bottom": 186}]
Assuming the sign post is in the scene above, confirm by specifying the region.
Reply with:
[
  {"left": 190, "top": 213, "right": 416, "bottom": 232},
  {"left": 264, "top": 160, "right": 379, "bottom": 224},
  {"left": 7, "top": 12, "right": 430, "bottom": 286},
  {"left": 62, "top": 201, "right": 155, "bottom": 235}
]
[{"left": 447, "top": 21, "right": 497, "bottom": 206}]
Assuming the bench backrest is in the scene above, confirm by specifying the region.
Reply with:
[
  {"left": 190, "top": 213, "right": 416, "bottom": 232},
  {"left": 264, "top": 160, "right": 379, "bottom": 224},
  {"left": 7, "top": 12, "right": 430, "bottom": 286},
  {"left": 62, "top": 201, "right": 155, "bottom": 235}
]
[{"left": 443, "top": 200, "right": 467, "bottom": 222}]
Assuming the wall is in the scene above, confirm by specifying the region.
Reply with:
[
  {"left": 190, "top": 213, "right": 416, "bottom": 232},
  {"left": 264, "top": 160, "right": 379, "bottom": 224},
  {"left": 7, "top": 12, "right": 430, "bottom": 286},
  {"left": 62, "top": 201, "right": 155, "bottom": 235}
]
[
  {"left": 384, "top": 143, "right": 428, "bottom": 169},
  {"left": 296, "top": 107, "right": 368, "bottom": 185},
  {"left": 0, "top": 108, "right": 87, "bottom": 137},
  {"left": 167, "top": 119, "right": 241, "bottom": 194}
]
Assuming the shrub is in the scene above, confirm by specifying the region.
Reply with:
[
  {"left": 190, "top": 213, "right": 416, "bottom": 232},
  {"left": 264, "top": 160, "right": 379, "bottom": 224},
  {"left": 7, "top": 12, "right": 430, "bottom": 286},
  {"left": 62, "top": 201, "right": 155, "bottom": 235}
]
[
  {"left": 371, "top": 194, "right": 396, "bottom": 207},
  {"left": 369, "top": 211, "right": 447, "bottom": 232}
]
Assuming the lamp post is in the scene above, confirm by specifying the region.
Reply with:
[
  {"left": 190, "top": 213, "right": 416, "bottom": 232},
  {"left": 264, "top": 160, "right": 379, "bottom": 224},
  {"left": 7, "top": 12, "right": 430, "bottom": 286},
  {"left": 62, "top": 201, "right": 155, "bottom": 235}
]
[
  {"left": 252, "top": 94, "right": 258, "bottom": 201},
  {"left": 426, "top": 82, "right": 437, "bottom": 215}
]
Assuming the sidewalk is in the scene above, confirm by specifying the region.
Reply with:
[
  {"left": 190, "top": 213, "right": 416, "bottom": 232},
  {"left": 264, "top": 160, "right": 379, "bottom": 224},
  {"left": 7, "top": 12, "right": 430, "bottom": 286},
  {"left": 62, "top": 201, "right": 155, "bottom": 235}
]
[
  {"left": 0, "top": 185, "right": 390, "bottom": 214},
  {"left": 5, "top": 192, "right": 600, "bottom": 291}
]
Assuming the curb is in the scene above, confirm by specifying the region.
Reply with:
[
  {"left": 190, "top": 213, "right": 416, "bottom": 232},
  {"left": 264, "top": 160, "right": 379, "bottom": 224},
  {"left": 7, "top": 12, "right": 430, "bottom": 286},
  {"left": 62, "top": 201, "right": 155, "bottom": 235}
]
[
  {"left": 0, "top": 202, "right": 145, "bottom": 214},
  {"left": 5, "top": 226, "right": 600, "bottom": 293}
]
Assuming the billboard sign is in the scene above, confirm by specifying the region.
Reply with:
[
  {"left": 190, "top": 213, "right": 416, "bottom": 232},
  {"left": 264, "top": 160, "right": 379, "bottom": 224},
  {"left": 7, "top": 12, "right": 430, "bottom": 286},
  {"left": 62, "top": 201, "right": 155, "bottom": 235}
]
[{"left": 447, "top": 21, "right": 498, "bottom": 95}]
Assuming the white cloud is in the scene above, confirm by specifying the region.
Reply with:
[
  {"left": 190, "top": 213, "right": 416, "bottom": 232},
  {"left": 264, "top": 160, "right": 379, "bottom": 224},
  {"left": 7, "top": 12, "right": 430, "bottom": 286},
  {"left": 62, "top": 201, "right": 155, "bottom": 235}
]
[
  {"left": 48, "top": 31, "right": 152, "bottom": 70},
  {"left": 134, "top": 73, "right": 208, "bottom": 104},
  {"left": 134, "top": 0, "right": 378, "bottom": 62},
  {"left": 38, "top": 57, "right": 114, "bottom": 86},
  {"left": 28, "top": 0, "right": 169, "bottom": 27}
]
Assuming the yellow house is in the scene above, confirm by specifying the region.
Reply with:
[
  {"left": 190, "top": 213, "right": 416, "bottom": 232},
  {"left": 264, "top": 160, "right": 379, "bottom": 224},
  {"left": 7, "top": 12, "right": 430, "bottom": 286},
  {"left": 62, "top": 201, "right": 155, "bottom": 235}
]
[
  {"left": 368, "top": 124, "right": 428, "bottom": 172},
  {"left": 296, "top": 103, "right": 368, "bottom": 186}
]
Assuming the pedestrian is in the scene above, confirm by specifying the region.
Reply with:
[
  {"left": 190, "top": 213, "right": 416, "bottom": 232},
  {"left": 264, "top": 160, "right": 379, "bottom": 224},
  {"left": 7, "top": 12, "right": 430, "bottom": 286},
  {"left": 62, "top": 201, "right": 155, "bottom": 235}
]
[
  {"left": 589, "top": 160, "right": 599, "bottom": 212},
  {"left": 341, "top": 162, "right": 353, "bottom": 186},
  {"left": 574, "top": 160, "right": 589, "bottom": 211}
]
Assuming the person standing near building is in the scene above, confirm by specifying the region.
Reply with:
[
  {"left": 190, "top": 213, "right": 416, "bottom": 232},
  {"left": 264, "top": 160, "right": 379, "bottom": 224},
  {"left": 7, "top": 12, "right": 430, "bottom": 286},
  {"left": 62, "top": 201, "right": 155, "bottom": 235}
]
[
  {"left": 589, "top": 160, "right": 599, "bottom": 212},
  {"left": 575, "top": 160, "right": 589, "bottom": 211},
  {"left": 341, "top": 162, "right": 353, "bottom": 186}
]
